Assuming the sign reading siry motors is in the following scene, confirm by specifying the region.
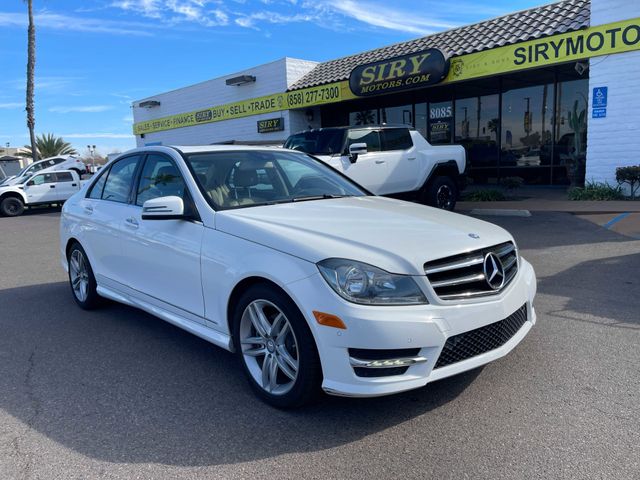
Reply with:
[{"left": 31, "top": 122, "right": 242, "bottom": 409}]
[
  {"left": 349, "top": 49, "right": 449, "bottom": 96},
  {"left": 257, "top": 117, "right": 284, "bottom": 133}
]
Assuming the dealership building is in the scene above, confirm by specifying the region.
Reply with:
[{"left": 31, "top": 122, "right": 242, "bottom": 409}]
[{"left": 133, "top": 0, "right": 640, "bottom": 187}]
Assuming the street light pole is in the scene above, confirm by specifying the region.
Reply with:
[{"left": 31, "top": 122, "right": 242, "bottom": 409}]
[{"left": 87, "top": 144, "right": 96, "bottom": 171}]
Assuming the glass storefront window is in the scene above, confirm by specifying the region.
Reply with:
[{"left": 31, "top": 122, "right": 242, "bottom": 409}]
[
  {"left": 456, "top": 95, "right": 500, "bottom": 181},
  {"left": 501, "top": 83, "right": 554, "bottom": 184},
  {"left": 349, "top": 109, "right": 378, "bottom": 126},
  {"left": 380, "top": 105, "right": 413, "bottom": 126},
  {"left": 415, "top": 103, "right": 428, "bottom": 140},
  {"left": 428, "top": 101, "right": 453, "bottom": 144},
  {"left": 554, "top": 78, "right": 588, "bottom": 185}
]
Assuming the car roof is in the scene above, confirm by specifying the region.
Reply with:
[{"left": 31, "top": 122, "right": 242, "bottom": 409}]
[{"left": 290, "top": 125, "right": 413, "bottom": 134}]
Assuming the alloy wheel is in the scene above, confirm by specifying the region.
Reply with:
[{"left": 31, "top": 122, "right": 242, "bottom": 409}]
[
  {"left": 239, "top": 299, "right": 299, "bottom": 395},
  {"left": 70, "top": 249, "right": 89, "bottom": 302},
  {"left": 436, "top": 184, "right": 453, "bottom": 209}
]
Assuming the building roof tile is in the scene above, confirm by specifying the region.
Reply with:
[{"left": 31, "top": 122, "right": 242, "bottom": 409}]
[{"left": 288, "top": 0, "right": 590, "bottom": 90}]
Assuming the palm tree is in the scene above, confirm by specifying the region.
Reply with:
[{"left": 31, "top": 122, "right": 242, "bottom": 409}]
[
  {"left": 25, "top": 0, "right": 38, "bottom": 161},
  {"left": 19, "top": 133, "right": 78, "bottom": 158}
]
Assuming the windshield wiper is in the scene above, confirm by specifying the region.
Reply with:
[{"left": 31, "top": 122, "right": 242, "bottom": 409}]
[{"left": 290, "top": 194, "right": 352, "bottom": 202}]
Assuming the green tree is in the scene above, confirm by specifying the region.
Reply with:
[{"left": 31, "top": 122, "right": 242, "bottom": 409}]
[
  {"left": 19, "top": 133, "right": 78, "bottom": 158},
  {"left": 25, "top": 0, "right": 38, "bottom": 160}
]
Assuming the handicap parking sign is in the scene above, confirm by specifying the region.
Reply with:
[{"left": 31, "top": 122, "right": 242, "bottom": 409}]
[{"left": 592, "top": 87, "right": 607, "bottom": 108}]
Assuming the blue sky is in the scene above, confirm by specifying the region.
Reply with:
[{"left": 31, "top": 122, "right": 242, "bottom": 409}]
[{"left": 1, "top": 0, "right": 545, "bottom": 156}]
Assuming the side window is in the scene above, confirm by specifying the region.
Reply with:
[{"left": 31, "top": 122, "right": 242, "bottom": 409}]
[
  {"left": 30, "top": 173, "right": 55, "bottom": 185},
  {"left": 52, "top": 158, "right": 66, "bottom": 165},
  {"left": 88, "top": 169, "right": 108, "bottom": 199},
  {"left": 346, "top": 129, "right": 381, "bottom": 152},
  {"left": 101, "top": 156, "right": 140, "bottom": 203},
  {"left": 136, "top": 154, "right": 186, "bottom": 206},
  {"left": 55, "top": 172, "right": 73, "bottom": 182},
  {"left": 381, "top": 128, "right": 413, "bottom": 151}
]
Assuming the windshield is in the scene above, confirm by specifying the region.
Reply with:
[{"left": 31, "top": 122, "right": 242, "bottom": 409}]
[
  {"left": 184, "top": 150, "right": 366, "bottom": 210},
  {"left": 283, "top": 130, "right": 345, "bottom": 155}
]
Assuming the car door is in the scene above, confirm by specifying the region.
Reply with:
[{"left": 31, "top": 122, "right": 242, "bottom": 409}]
[
  {"left": 78, "top": 155, "right": 142, "bottom": 286},
  {"left": 378, "top": 128, "right": 418, "bottom": 195},
  {"left": 327, "top": 129, "right": 390, "bottom": 194},
  {"left": 23, "top": 172, "right": 58, "bottom": 203},
  {"left": 118, "top": 153, "right": 205, "bottom": 320},
  {"left": 50, "top": 172, "right": 79, "bottom": 201}
]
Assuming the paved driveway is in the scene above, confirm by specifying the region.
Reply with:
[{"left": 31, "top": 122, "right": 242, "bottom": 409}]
[{"left": 0, "top": 208, "right": 638, "bottom": 479}]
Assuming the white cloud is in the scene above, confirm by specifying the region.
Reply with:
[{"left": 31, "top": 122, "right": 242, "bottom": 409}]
[
  {"left": 61, "top": 133, "right": 134, "bottom": 139},
  {"left": 49, "top": 105, "right": 114, "bottom": 113},
  {"left": 111, "top": 0, "right": 229, "bottom": 26},
  {"left": 0, "top": 102, "right": 22, "bottom": 109},
  {"left": 318, "top": 0, "right": 457, "bottom": 35},
  {"left": 0, "top": 11, "right": 154, "bottom": 36}
]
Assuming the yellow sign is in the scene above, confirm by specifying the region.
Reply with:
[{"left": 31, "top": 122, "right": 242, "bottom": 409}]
[
  {"left": 133, "top": 82, "right": 356, "bottom": 135},
  {"left": 133, "top": 17, "right": 640, "bottom": 135},
  {"left": 446, "top": 17, "right": 640, "bottom": 83}
]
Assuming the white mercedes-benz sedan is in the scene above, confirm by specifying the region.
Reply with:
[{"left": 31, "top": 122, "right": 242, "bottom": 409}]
[{"left": 60, "top": 146, "right": 536, "bottom": 407}]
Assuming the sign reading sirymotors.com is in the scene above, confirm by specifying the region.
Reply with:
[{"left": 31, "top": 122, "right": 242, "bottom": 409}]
[{"left": 348, "top": 49, "right": 449, "bottom": 97}]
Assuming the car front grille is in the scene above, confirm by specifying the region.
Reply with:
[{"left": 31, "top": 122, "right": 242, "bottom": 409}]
[
  {"left": 424, "top": 242, "right": 518, "bottom": 300},
  {"left": 433, "top": 304, "right": 528, "bottom": 369}
]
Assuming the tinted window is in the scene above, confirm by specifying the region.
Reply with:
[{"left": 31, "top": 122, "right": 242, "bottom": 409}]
[
  {"left": 346, "top": 129, "right": 381, "bottom": 152},
  {"left": 52, "top": 158, "right": 66, "bottom": 165},
  {"left": 101, "top": 156, "right": 140, "bottom": 203},
  {"left": 88, "top": 170, "right": 108, "bottom": 199},
  {"left": 136, "top": 154, "right": 186, "bottom": 206},
  {"left": 284, "top": 130, "right": 345, "bottom": 155},
  {"left": 55, "top": 172, "right": 74, "bottom": 182},
  {"left": 381, "top": 129, "right": 413, "bottom": 150}
]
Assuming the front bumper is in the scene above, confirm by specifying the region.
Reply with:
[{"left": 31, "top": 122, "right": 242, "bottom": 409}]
[{"left": 285, "top": 257, "right": 537, "bottom": 397}]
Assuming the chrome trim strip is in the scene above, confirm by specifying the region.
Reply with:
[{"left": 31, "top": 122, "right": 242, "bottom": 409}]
[
  {"left": 349, "top": 356, "right": 428, "bottom": 369},
  {"left": 495, "top": 243, "right": 515, "bottom": 257},
  {"left": 431, "top": 272, "right": 485, "bottom": 288},
  {"left": 503, "top": 254, "right": 517, "bottom": 271},
  {"left": 424, "top": 255, "right": 484, "bottom": 275}
]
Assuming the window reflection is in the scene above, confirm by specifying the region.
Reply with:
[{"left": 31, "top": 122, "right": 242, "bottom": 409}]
[
  {"left": 456, "top": 95, "right": 499, "bottom": 181},
  {"left": 501, "top": 84, "right": 553, "bottom": 184}
]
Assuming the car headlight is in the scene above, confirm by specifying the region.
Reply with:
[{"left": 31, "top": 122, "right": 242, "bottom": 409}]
[{"left": 317, "top": 258, "right": 428, "bottom": 305}]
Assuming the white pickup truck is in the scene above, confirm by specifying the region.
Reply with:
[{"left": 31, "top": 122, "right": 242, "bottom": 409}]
[
  {"left": 0, "top": 170, "right": 87, "bottom": 217},
  {"left": 284, "top": 126, "right": 466, "bottom": 210}
]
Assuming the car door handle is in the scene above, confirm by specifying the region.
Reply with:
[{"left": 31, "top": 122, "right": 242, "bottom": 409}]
[
  {"left": 375, "top": 160, "right": 385, "bottom": 164},
  {"left": 49, "top": 185, "right": 56, "bottom": 188},
  {"left": 84, "top": 205, "right": 93, "bottom": 214},
  {"left": 72, "top": 183, "right": 77, "bottom": 187},
  {"left": 125, "top": 217, "right": 139, "bottom": 229},
  {"left": 408, "top": 157, "right": 416, "bottom": 161}
]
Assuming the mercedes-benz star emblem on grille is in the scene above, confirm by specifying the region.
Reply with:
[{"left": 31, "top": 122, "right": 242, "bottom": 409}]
[
  {"left": 468, "top": 233, "right": 480, "bottom": 239},
  {"left": 483, "top": 252, "right": 505, "bottom": 290}
]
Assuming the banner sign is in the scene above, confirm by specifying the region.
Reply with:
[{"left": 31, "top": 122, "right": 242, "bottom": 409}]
[
  {"left": 133, "top": 18, "right": 640, "bottom": 136},
  {"left": 447, "top": 17, "right": 640, "bottom": 83},
  {"left": 133, "top": 82, "right": 356, "bottom": 135},
  {"left": 348, "top": 48, "right": 449, "bottom": 96},
  {"left": 257, "top": 117, "right": 284, "bottom": 133}
]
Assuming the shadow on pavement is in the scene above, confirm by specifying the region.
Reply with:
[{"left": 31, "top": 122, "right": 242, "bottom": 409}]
[{"left": 0, "top": 281, "right": 481, "bottom": 467}]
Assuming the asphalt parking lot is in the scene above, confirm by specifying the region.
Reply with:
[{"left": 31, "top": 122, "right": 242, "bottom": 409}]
[{"left": 1, "top": 208, "right": 639, "bottom": 480}]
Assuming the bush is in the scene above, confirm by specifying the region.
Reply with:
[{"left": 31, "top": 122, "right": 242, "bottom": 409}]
[
  {"left": 616, "top": 165, "right": 640, "bottom": 199},
  {"left": 568, "top": 181, "right": 624, "bottom": 200},
  {"left": 500, "top": 176, "right": 524, "bottom": 191},
  {"left": 464, "top": 189, "right": 506, "bottom": 202}
]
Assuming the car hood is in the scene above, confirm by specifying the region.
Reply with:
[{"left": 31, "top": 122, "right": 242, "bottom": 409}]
[{"left": 215, "top": 196, "right": 514, "bottom": 275}]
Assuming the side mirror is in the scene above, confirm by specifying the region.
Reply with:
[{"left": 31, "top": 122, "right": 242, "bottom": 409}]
[
  {"left": 348, "top": 143, "right": 367, "bottom": 163},
  {"left": 142, "top": 196, "right": 185, "bottom": 220}
]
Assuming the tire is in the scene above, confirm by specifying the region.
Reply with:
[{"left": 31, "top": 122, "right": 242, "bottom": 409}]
[
  {"left": 232, "top": 283, "right": 322, "bottom": 408},
  {"left": 0, "top": 196, "right": 25, "bottom": 217},
  {"left": 421, "top": 176, "right": 458, "bottom": 211},
  {"left": 67, "top": 242, "right": 102, "bottom": 310}
]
